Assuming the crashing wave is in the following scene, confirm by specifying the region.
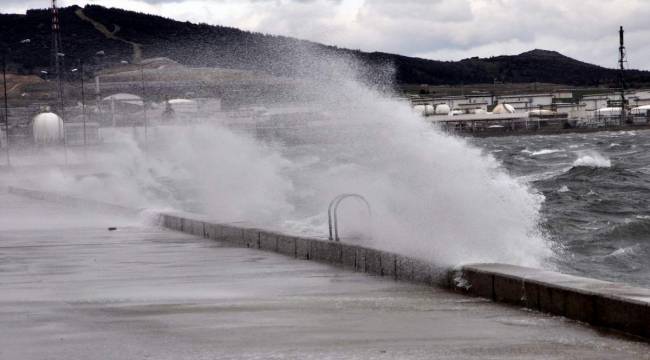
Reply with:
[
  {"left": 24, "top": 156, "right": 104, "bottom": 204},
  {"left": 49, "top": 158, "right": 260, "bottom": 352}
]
[{"left": 572, "top": 151, "right": 611, "bottom": 168}]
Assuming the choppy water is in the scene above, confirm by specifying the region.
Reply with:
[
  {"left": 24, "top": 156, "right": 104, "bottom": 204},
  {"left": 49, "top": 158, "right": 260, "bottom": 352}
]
[{"left": 473, "top": 130, "right": 650, "bottom": 287}]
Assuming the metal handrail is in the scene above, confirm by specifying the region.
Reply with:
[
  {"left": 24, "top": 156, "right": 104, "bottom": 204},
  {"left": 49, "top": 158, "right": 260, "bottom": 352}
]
[
  {"left": 327, "top": 193, "right": 371, "bottom": 241},
  {"left": 327, "top": 194, "right": 346, "bottom": 240}
]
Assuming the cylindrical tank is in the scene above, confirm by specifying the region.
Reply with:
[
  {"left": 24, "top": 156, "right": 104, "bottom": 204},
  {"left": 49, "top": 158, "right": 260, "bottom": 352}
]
[
  {"left": 528, "top": 109, "right": 555, "bottom": 116},
  {"left": 594, "top": 107, "right": 621, "bottom": 116},
  {"left": 435, "top": 104, "right": 451, "bottom": 115},
  {"left": 631, "top": 105, "right": 650, "bottom": 115},
  {"left": 32, "top": 112, "right": 63, "bottom": 144},
  {"left": 413, "top": 104, "right": 426, "bottom": 115},
  {"left": 492, "top": 103, "right": 516, "bottom": 114}
]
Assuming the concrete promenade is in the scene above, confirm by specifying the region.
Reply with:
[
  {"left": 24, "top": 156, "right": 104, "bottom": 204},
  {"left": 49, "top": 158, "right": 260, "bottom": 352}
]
[{"left": 2, "top": 191, "right": 650, "bottom": 359}]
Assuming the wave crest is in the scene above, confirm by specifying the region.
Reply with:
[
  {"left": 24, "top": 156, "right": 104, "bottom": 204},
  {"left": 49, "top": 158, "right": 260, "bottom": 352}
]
[{"left": 572, "top": 151, "right": 611, "bottom": 168}]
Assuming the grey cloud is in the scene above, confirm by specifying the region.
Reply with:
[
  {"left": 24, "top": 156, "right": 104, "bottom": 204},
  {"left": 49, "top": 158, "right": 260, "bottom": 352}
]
[{"left": 3, "top": 0, "right": 650, "bottom": 69}]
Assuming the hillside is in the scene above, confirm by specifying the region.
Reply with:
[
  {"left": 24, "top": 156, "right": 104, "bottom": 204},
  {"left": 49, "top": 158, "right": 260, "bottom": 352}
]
[{"left": 2, "top": 5, "right": 650, "bottom": 87}]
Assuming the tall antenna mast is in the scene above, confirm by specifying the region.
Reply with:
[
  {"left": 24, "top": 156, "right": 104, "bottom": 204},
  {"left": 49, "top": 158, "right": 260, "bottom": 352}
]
[
  {"left": 619, "top": 25, "right": 627, "bottom": 123},
  {"left": 51, "top": 0, "right": 63, "bottom": 81},
  {"left": 51, "top": 0, "right": 67, "bottom": 163}
]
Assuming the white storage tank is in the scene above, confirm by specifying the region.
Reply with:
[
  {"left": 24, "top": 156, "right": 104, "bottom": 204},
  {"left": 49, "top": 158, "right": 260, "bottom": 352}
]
[
  {"left": 528, "top": 109, "right": 556, "bottom": 116},
  {"left": 32, "top": 112, "right": 63, "bottom": 144},
  {"left": 102, "top": 93, "right": 143, "bottom": 106},
  {"left": 631, "top": 105, "right": 650, "bottom": 115},
  {"left": 413, "top": 104, "right": 426, "bottom": 115},
  {"left": 435, "top": 104, "right": 451, "bottom": 115},
  {"left": 413, "top": 104, "right": 435, "bottom": 116},
  {"left": 594, "top": 107, "right": 622, "bottom": 116},
  {"left": 168, "top": 98, "right": 196, "bottom": 105},
  {"left": 492, "top": 103, "right": 516, "bottom": 114},
  {"left": 168, "top": 98, "right": 199, "bottom": 113}
]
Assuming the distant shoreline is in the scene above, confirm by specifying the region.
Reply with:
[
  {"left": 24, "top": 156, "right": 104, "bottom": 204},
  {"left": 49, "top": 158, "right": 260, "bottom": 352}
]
[{"left": 451, "top": 124, "right": 650, "bottom": 138}]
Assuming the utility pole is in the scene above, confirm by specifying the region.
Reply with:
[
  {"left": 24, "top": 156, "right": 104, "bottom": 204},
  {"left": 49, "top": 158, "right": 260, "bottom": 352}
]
[
  {"left": 79, "top": 60, "right": 87, "bottom": 157},
  {"left": 51, "top": 0, "right": 67, "bottom": 164},
  {"left": 140, "top": 63, "right": 148, "bottom": 153},
  {"left": 58, "top": 53, "right": 67, "bottom": 165},
  {"left": 94, "top": 50, "right": 104, "bottom": 116},
  {"left": 619, "top": 25, "right": 627, "bottom": 124},
  {"left": 2, "top": 53, "right": 10, "bottom": 167},
  {"left": 490, "top": 78, "right": 496, "bottom": 109},
  {"left": 51, "top": 0, "right": 64, "bottom": 116},
  {"left": 51, "top": 0, "right": 62, "bottom": 79}
]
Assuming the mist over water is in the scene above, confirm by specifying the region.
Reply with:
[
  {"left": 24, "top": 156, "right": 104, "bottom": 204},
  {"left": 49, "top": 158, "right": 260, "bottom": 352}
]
[
  {"left": 271, "top": 70, "right": 549, "bottom": 267},
  {"left": 1, "top": 51, "right": 552, "bottom": 268}
]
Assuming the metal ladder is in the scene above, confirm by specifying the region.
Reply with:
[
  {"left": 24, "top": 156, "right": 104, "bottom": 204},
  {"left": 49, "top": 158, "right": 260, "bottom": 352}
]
[{"left": 327, "top": 193, "right": 372, "bottom": 241}]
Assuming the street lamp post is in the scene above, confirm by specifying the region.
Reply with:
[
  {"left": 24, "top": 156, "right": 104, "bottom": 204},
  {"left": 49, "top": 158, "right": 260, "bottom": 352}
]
[
  {"left": 2, "top": 52, "right": 10, "bottom": 167},
  {"left": 94, "top": 50, "right": 105, "bottom": 116},
  {"left": 81, "top": 61, "right": 87, "bottom": 152},
  {"left": 140, "top": 62, "right": 148, "bottom": 153},
  {"left": 56, "top": 52, "right": 68, "bottom": 165},
  {"left": 73, "top": 60, "right": 87, "bottom": 158}
]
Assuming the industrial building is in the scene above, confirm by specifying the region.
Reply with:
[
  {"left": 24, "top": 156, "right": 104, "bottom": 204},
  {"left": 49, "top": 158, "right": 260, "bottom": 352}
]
[{"left": 409, "top": 88, "right": 650, "bottom": 135}]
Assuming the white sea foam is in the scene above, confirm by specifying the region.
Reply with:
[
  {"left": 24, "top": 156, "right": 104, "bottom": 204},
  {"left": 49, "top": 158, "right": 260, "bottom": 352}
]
[
  {"left": 572, "top": 151, "right": 611, "bottom": 168},
  {"left": 558, "top": 185, "right": 570, "bottom": 193},
  {"left": 530, "top": 149, "right": 562, "bottom": 156},
  {"left": 606, "top": 244, "right": 640, "bottom": 258}
]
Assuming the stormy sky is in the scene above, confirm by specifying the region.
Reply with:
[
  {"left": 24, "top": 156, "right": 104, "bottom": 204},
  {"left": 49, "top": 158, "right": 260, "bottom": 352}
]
[{"left": 3, "top": 0, "right": 650, "bottom": 70}]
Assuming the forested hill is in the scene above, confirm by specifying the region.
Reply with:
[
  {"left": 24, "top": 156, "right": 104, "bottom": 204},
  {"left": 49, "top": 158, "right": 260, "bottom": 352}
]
[{"left": 2, "top": 4, "right": 650, "bottom": 87}]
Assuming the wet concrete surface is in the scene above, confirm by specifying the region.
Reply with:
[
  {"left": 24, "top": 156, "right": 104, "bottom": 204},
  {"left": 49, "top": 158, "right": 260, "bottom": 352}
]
[{"left": 2, "top": 191, "right": 650, "bottom": 359}]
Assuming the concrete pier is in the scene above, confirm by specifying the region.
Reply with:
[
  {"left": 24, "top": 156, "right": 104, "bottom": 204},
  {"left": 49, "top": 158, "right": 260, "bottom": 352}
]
[
  {"left": 160, "top": 212, "right": 650, "bottom": 340},
  {"left": 3, "top": 190, "right": 650, "bottom": 359},
  {"left": 455, "top": 263, "right": 650, "bottom": 339}
]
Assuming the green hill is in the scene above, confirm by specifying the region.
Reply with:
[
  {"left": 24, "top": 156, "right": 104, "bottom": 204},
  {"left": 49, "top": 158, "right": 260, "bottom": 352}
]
[{"left": 1, "top": 5, "right": 649, "bottom": 87}]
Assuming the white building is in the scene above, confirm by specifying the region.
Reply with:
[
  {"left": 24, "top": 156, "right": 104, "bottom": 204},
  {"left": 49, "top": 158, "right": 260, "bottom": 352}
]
[
  {"left": 554, "top": 103, "right": 587, "bottom": 118},
  {"left": 496, "top": 93, "right": 553, "bottom": 111},
  {"left": 627, "top": 90, "right": 650, "bottom": 107},
  {"left": 580, "top": 94, "right": 611, "bottom": 111},
  {"left": 581, "top": 90, "right": 650, "bottom": 111},
  {"left": 410, "top": 88, "right": 650, "bottom": 121},
  {"left": 428, "top": 94, "right": 492, "bottom": 113},
  {"left": 553, "top": 90, "right": 574, "bottom": 100}
]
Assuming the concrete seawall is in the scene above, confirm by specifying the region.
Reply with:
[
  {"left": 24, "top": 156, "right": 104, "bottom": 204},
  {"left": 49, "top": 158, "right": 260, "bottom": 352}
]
[
  {"left": 160, "top": 211, "right": 650, "bottom": 340},
  {"left": 5, "top": 186, "right": 650, "bottom": 340},
  {"left": 457, "top": 263, "right": 650, "bottom": 339},
  {"left": 159, "top": 211, "right": 450, "bottom": 287}
]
